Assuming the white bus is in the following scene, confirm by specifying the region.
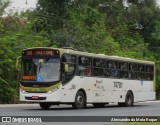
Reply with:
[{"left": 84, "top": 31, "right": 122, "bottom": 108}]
[{"left": 17, "top": 47, "right": 156, "bottom": 109}]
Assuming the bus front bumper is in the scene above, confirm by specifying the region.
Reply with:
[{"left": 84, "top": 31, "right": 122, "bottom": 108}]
[{"left": 20, "top": 90, "right": 61, "bottom": 102}]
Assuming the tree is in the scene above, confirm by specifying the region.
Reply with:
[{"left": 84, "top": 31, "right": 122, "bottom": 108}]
[
  {"left": 0, "top": 0, "right": 51, "bottom": 103},
  {"left": 1, "top": 0, "right": 160, "bottom": 103},
  {"left": 0, "top": 0, "right": 9, "bottom": 16},
  {"left": 0, "top": 0, "right": 9, "bottom": 33},
  {"left": 0, "top": 0, "right": 18, "bottom": 103}
]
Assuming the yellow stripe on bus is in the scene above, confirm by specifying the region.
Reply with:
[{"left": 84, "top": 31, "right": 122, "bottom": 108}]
[{"left": 20, "top": 82, "right": 61, "bottom": 92}]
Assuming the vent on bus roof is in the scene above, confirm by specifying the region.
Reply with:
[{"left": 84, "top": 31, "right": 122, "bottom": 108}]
[{"left": 62, "top": 47, "right": 77, "bottom": 51}]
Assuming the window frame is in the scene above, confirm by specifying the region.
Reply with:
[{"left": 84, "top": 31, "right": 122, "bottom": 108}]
[
  {"left": 77, "top": 56, "right": 92, "bottom": 77},
  {"left": 61, "top": 53, "right": 154, "bottom": 81},
  {"left": 92, "top": 58, "right": 106, "bottom": 77},
  {"left": 128, "top": 62, "right": 137, "bottom": 80},
  {"left": 106, "top": 60, "right": 119, "bottom": 78},
  {"left": 119, "top": 61, "right": 129, "bottom": 79}
]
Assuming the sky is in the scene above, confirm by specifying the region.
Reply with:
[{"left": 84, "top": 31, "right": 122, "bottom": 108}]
[
  {"left": 7, "top": 0, "right": 160, "bottom": 12},
  {"left": 157, "top": 0, "right": 160, "bottom": 5},
  {"left": 8, "top": 0, "right": 37, "bottom": 12}
]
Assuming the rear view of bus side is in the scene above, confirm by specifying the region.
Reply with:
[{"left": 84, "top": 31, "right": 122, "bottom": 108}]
[{"left": 17, "top": 47, "right": 156, "bottom": 109}]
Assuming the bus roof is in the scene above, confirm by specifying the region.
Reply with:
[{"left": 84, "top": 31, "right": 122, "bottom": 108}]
[
  {"left": 62, "top": 48, "right": 155, "bottom": 65},
  {"left": 24, "top": 47, "right": 155, "bottom": 65}
]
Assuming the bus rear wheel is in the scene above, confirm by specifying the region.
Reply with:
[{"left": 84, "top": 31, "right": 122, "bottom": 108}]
[
  {"left": 125, "top": 91, "right": 133, "bottom": 106},
  {"left": 72, "top": 91, "right": 86, "bottom": 109},
  {"left": 118, "top": 91, "right": 133, "bottom": 107},
  {"left": 39, "top": 102, "right": 51, "bottom": 110}
]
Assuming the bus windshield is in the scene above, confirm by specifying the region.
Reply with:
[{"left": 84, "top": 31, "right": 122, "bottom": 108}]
[{"left": 22, "top": 58, "right": 60, "bottom": 82}]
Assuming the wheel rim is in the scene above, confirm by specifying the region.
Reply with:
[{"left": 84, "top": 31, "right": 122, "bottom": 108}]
[
  {"left": 77, "top": 95, "right": 83, "bottom": 105},
  {"left": 127, "top": 94, "right": 132, "bottom": 105}
]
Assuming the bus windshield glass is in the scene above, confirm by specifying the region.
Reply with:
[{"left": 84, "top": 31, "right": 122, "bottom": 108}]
[{"left": 22, "top": 58, "right": 60, "bottom": 82}]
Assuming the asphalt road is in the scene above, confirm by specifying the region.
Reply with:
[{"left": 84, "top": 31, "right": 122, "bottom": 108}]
[{"left": 0, "top": 101, "right": 160, "bottom": 125}]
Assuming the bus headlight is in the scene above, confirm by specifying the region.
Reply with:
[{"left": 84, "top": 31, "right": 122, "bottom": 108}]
[
  {"left": 20, "top": 88, "right": 27, "bottom": 94},
  {"left": 47, "top": 87, "right": 58, "bottom": 94}
]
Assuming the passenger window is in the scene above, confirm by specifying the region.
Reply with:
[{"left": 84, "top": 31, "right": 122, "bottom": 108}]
[
  {"left": 78, "top": 57, "right": 91, "bottom": 76},
  {"left": 128, "top": 63, "right": 137, "bottom": 79},
  {"left": 119, "top": 71, "right": 128, "bottom": 79},
  {"left": 106, "top": 60, "right": 119, "bottom": 78},
  {"left": 93, "top": 58, "right": 105, "bottom": 67},
  {"left": 119, "top": 62, "right": 128, "bottom": 70},
  {"left": 128, "top": 71, "right": 137, "bottom": 79},
  {"left": 146, "top": 65, "right": 154, "bottom": 73},
  {"left": 137, "top": 72, "right": 145, "bottom": 80},
  {"left": 146, "top": 65, "right": 154, "bottom": 80},
  {"left": 107, "top": 60, "right": 118, "bottom": 69},
  {"left": 146, "top": 73, "right": 153, "bottom": 80},
  {"left": 138, "top": 64, "right": 145, "bottom": 72},
  {"left": 62, "top": 54, "right": 76, "bottom": 63},
  {"left": 129, "top": 63, "right": 137, "bottom": 71},
  {"left": 137, "top": 64, "right": 145, "bottom": 80},
  {"left": 93, "top": 58, "right": 105, "bottom": 77},
  {"left": 93, "top": 68, "right": 105, "bottom": 77},
  {"left": 79, "top": 57, "right": 91, "bottom": 66},
  {"left": 119, "top": 62, "right": 128, "bottom": 79}
]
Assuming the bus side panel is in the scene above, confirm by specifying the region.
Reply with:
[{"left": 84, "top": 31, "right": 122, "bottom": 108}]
[
  {"left": 60, "top": 77, "right": 78, "bottom": 103},
  {"left": 133, "top": 92, "right": 155, "bottom": 102},
  {"left": 73, "top": 76, "right": 94, "bottom": 102},
  {"left": 122, "top": 80, "right": 155, "bottom": 102},
  {"left": 59, "top": 76, "right": 155, "bottom": 103},
  {"left": 75, "top": 77, "right": 120, "bottom": 103},
  {"left": 102, "top": 78, "right": 119, "bottom": 103}
]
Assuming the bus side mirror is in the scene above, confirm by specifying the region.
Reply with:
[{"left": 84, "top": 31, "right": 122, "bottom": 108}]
[
  {"left": 64, "top": 64, "right": 69, "bottom": 73},
  {"left": 16, "top": 56, "right": 21, "bottom": 71}
]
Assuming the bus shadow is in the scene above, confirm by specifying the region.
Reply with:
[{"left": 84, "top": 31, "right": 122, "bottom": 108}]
[{"left": 23, "top": 103, "right": 149, "bottom": 111}]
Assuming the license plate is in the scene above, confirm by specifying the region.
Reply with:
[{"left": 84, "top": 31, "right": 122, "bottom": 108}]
[{"left": 32, "top": 96, "right": 39, "bottom": 99}]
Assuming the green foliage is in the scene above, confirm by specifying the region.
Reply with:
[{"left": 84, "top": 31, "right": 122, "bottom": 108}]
[
  {"left": 0, "top": 0, "right": 9, "bottom": 16},
  {"left": 0, "top": 77, "right": 18, "bottom": 104},
  {"left": 1, "top": 0, "right": 160, "bottom": 103}
]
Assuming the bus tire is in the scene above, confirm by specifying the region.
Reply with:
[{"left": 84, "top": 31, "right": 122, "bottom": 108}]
[
  {"left": 125, "top": 91, "right": 134, "bottom": 107},
  {"left": 39, "top": 102, "right": 51, "bottom": 110},
  {"left": 93, "top": 103, "right": 106, "bottom": 108},
  {"left": 72, "top": 91, "right": 86, "bottom": 109},
  {"left": 118, "top": 91, "right": 134, "bottom": 107}
]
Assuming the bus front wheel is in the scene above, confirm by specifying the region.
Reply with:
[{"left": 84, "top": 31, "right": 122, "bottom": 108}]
[
  {"left": 39, "top": 102, "right": 51, "bottom": 110},
  {"left": 72, "top": 91, "right": 86, "bottom": 109}
]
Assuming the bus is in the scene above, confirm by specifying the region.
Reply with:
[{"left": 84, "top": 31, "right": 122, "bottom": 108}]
[{"left": 16, "top": 47, "right": 156, "bottom": 109}]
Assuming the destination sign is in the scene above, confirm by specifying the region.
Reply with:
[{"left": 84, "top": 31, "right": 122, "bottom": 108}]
[
  {"left": 22, "top": 76, "right": 36, "bottom": 81},
  {"left": 22, "top": 50, "right": 59, "bottom": 56}
]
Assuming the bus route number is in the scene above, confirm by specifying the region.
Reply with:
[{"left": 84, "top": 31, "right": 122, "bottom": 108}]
[{"left": 114, "top": 82, "right": 123, "bottom": 88}]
